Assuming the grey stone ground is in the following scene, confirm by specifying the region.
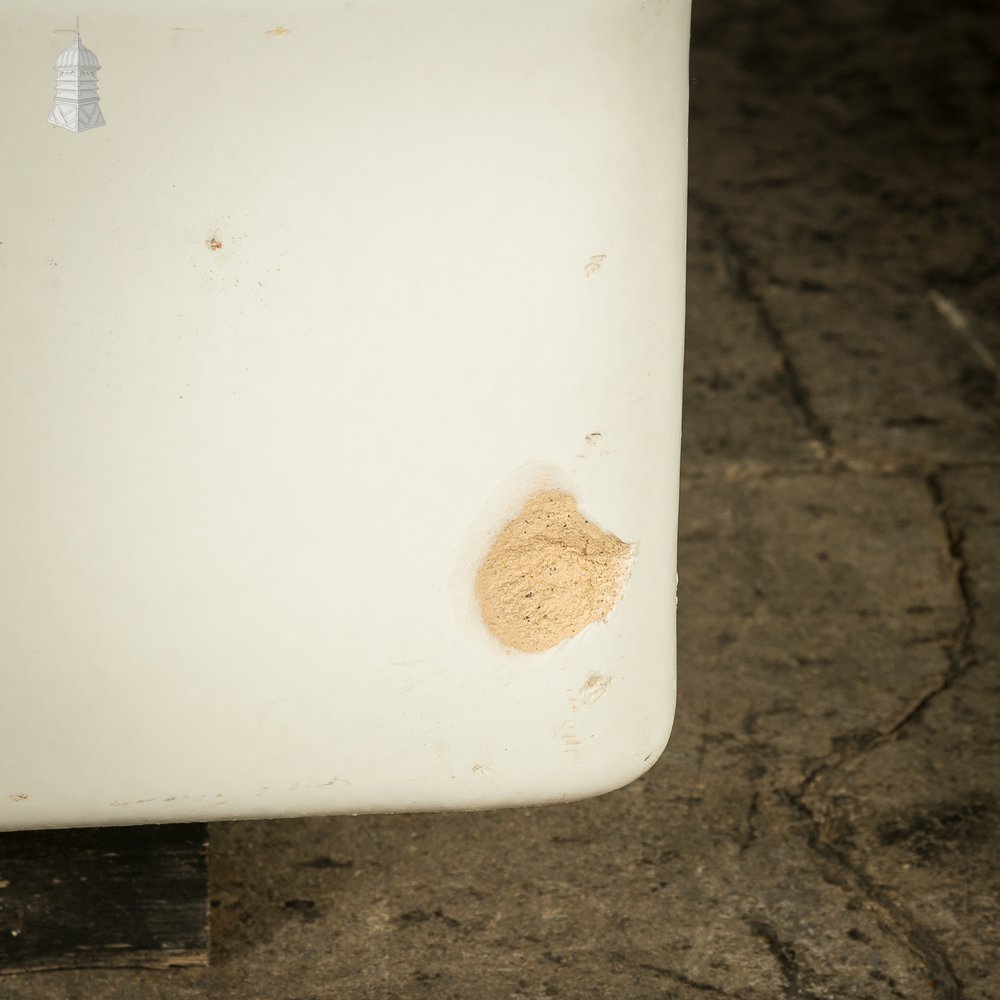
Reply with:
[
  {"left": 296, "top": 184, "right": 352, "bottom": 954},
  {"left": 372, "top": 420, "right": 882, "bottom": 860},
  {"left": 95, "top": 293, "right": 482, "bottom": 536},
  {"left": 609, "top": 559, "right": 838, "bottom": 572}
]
[{"left": 4, "top": 0, "right": 998, "bottom": 997}]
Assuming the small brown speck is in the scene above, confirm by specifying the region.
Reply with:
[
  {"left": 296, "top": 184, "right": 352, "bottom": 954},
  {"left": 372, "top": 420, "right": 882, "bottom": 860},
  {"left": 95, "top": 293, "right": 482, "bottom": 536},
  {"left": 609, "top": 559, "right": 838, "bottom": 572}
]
[
  {"left": 266, "top": 26, "right": 290, "bottom": 36},
  {"left": 8, "top": 793, "right": 28, "bottom": 802},
  {"left": 207, "top": 237, "right": 223, "bottom": 251}
]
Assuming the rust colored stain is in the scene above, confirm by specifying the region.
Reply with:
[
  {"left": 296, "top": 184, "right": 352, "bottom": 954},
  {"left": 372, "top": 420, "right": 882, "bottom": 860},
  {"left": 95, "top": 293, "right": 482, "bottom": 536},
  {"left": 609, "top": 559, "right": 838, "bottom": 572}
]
[
  {"left": 266, "top": 26, "right": 290, "bottom": 35},
  {"left": 207, "top": 237, "right": 223, "bottom": 251}
]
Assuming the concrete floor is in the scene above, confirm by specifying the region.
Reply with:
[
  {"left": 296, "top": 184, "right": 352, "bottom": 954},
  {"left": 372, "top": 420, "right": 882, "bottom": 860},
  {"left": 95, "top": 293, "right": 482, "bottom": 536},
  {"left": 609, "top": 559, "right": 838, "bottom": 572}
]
[{"left": 5, "top": 0, "right": 998, "bottom": 997}]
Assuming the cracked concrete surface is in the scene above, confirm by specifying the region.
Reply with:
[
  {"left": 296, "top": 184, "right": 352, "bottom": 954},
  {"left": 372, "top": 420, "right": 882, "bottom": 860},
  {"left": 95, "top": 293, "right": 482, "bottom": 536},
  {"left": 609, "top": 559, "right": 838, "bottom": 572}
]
[{"left": 3, "top": 0, "right": 997, "bottom": 997}]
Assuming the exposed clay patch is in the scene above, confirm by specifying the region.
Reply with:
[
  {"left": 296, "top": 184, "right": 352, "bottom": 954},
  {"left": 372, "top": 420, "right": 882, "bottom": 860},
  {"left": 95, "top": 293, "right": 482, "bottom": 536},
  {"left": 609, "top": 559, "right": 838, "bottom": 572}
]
[{"left": 475, "top": 491, "right": 633, "bottom": 653}]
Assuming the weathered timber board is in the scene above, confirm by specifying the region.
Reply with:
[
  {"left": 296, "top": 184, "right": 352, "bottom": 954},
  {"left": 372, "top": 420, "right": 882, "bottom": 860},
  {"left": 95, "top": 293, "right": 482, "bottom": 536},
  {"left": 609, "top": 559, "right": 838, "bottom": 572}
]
[{"left": 0, "top": 824, "right": 208, "bottom": 973}]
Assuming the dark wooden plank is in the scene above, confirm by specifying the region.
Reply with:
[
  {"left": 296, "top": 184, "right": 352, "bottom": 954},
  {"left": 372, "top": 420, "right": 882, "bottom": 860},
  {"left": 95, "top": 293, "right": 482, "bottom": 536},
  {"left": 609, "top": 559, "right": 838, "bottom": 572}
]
[{"left": 0, "top": 824, "right": 208, "bottom": 974}]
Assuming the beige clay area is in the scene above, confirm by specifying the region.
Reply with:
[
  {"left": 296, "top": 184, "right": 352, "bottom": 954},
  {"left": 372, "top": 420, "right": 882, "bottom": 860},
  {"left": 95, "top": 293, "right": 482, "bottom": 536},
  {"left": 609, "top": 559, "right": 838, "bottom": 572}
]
[{"left": 474, "top": 491, "right": 634, "bottom": 653}]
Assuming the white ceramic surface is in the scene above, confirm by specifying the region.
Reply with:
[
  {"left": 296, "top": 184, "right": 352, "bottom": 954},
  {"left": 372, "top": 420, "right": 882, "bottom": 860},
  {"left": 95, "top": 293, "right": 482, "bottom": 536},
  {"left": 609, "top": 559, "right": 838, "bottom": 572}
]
[{"left": 0, "top": 0, "right": 691, "bottom": 831}]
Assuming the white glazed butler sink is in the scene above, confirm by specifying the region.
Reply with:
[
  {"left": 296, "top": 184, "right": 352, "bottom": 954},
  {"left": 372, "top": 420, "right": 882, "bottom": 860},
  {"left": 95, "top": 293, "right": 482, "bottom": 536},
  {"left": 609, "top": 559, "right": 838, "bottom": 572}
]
[{"left": 0, "top": 0, "right": 691, "bottom": 831}]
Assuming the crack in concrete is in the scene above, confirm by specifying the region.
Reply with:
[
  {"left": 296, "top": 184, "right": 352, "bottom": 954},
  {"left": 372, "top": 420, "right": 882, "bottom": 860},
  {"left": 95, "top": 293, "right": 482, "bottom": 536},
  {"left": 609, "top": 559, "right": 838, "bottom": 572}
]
[
  {"left": 747, "top": 917, "right": 814, "bottom": 999},
  {"left": 639, "top": 962, "right": 746, "bottom": 998},
  {"left": 926, "top": 472, "right": 978, "bottom": 658},
  {"left": 687, "top": 195, "right": 986, "bottom": 998},
  {"left": 722, "top": 235, "right": 834, "bottom": 455},
  {"left": 688, "top": 194, "right": 834, "bottom": 456},
  {"left": 801, "top": 471, "right": 978, "bottom": 792},
  {"left": 709, "top": 466, "right": 981, "bottom": 993},
  {"left": 682, "top": 460, "right": 1000, "bottom": 484},
  {"left": 738, "top": 789, "right": 760, "bottom": 856},
  {"left": 780, "top": 790, "right": 964, "bottom": 1000},
  {"left": 772, "top": 470, "right": 979, "bottom": 998}
]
